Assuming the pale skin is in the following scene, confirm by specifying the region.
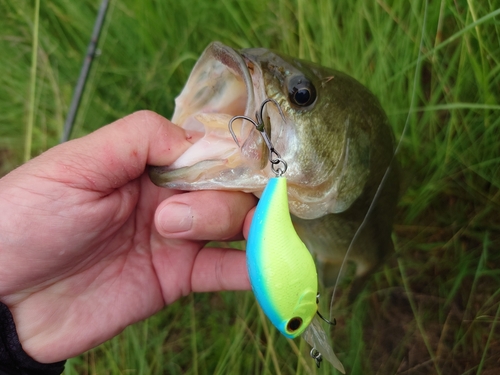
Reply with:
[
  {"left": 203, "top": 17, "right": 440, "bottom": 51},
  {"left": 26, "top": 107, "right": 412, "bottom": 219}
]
[{"left": 0, "top": 110, "right": 257, "bottom": 364}]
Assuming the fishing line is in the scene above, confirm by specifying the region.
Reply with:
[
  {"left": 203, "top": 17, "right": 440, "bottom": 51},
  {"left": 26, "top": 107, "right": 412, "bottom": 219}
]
[{"left": 328, "top": 0, "right": 430, "bottom": 319}]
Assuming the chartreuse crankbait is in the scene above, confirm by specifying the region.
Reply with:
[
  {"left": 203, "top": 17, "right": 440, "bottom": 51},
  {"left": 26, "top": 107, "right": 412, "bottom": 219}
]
[{"left": 229, "top": 99, "right": 345, "bottom": 373}]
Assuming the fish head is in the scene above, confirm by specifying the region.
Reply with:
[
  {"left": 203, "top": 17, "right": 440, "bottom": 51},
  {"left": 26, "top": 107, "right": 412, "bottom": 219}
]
[{"left": 149, "top": 42, "right": 385, "bottom": 220}]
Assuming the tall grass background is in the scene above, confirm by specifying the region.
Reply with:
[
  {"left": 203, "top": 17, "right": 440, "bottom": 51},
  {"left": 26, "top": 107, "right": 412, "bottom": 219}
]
[{"left": 1, "top": 0, "right": 499, "bottom": 374}]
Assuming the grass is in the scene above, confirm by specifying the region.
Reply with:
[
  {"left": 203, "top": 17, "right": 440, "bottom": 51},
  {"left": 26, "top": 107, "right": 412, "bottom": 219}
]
[{"left": 1, "top": 0, "right": 500, "bottom": 373}]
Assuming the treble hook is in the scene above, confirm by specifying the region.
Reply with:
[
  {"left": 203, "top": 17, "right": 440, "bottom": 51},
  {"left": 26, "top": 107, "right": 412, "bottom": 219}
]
[
  {"left": 310, "top": 294, "right": 336, "bottom": 369},
  {"left": 228, "top": 98, "right": 288, "bottom": 176},
  {"left": 316, "top": 294, "right": 337, "bottom": 325}
]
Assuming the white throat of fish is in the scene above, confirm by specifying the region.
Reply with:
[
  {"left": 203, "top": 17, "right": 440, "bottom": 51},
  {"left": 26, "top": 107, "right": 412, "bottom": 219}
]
[{"left": 161, "top": 58, "right": 285, "bottom": 194}]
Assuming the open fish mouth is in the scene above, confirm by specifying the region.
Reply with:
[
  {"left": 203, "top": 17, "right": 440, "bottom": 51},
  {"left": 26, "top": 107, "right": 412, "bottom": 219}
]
[
  {"left": 149, "top": 42, "right": 389, "bottom": 220},
  {"left": 149, "top": 42, "right": 273, "bottom": 192}
]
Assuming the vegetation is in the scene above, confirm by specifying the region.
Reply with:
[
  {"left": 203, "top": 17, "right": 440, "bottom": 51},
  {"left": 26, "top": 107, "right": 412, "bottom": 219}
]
[{"left": 1, "top": 0, "right": 499, "bottom": 373}]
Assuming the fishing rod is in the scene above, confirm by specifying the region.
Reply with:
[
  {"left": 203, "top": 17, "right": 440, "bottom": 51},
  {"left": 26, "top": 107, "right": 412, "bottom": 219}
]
[{"left": 60, "top": 0, "right": 110, "bottom": 143}]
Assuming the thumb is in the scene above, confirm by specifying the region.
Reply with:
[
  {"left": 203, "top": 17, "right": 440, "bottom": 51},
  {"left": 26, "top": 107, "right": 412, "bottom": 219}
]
[{"left": 22, "top": 110, "right": 193, "bottom": 191}]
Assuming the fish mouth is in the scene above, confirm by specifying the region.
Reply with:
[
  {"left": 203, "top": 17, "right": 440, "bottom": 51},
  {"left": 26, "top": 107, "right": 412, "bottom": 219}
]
[{"left": 149, "top": 42, "right": 272, "bottom": 192}]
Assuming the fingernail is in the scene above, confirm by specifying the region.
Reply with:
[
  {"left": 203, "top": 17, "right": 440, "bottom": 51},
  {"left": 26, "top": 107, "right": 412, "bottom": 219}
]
[{"left": 159, "top": 203, "right": 193, "bottom": 233}]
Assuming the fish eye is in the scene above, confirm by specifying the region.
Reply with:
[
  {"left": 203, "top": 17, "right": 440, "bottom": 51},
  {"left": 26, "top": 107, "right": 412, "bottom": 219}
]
[
  {"left": 288, "top": 76, "right": 317, "bottom": 107},
  {"left": 286, "top": 317, "right": 303, "bottom": 332}
]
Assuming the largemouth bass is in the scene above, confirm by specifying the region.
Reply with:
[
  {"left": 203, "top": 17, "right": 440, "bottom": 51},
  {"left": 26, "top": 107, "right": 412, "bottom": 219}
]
[{"left": 149, "top": 42, "right": 398, "bottom": 288}]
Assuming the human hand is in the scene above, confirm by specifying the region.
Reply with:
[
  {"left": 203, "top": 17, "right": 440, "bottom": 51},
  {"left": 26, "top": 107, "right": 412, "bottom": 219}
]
[{"left": 0, "top": 111, "right": 256, "bottom": 363}]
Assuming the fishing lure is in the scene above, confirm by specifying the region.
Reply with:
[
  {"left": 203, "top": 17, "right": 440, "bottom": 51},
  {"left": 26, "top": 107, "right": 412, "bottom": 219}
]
[{"left": 229, "top": 99, "right": 345, "bottom": 373}]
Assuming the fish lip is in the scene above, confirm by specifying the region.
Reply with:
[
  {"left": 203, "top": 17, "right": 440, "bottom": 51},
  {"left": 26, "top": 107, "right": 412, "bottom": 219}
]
[{"left": 149, "top": 41, "right": 272, "bottom": 191}]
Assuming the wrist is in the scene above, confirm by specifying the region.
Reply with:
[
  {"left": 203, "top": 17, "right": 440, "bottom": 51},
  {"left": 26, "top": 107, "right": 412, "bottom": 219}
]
[{"left": 0, "top": 302, "right": 66, "bottom": 375}]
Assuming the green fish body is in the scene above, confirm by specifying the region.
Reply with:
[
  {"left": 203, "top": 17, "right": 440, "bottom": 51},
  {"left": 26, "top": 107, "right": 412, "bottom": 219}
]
[{"left": 149, "top": 41, "right": 398, "bottom": 289}]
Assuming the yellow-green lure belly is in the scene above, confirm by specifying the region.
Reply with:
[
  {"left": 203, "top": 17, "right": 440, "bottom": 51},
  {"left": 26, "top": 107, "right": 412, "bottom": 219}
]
[
  {"left": 246, "top": 176, "right": 346, "bottom": 373},
  {"left": 247, "top": 176, "right": 318, "bottom": 338}
]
